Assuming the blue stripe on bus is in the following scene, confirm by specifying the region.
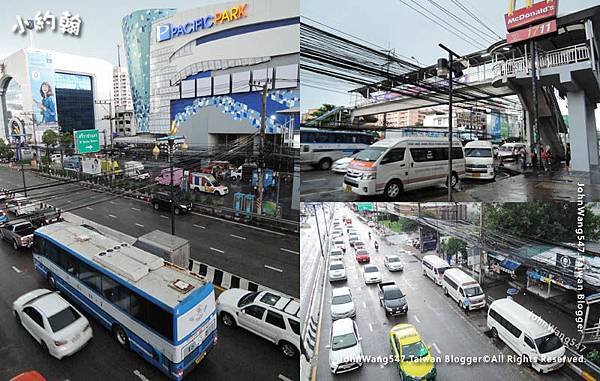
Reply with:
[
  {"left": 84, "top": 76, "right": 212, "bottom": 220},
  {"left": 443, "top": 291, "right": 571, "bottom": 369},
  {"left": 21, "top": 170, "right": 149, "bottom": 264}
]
[{"left": 33, "top": 256, "right": 216, "bottom": 380}]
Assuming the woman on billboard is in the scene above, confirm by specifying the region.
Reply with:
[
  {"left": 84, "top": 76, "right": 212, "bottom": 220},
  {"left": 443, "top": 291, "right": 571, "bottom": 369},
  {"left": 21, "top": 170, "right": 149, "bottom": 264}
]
[{"left": 33, "top": 82, "right": 57, "bottom": 124}]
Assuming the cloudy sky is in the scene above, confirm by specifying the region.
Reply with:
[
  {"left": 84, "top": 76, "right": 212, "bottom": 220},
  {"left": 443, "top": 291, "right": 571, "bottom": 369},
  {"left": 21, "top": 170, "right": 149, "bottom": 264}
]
[{"left": 301, "top": 0, "right": 600, "bottom": 119}]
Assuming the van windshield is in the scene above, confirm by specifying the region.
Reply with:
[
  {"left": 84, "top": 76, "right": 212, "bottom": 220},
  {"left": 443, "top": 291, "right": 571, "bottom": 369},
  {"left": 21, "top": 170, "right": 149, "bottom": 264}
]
[
  {"left": 354, "top": 147, "right": 386, "bottom": 162},
  {"left": 465, "top": 148, "right": 492, "bottom": 158},
  {"left": 464, "top": 286, "right": 483, "bottom": 297},
  {"left": 535, "top": 333, "right": 564, "bottom": 354},
  {"left": 437, "top": 266, "right": 450, "bottom": 274}
]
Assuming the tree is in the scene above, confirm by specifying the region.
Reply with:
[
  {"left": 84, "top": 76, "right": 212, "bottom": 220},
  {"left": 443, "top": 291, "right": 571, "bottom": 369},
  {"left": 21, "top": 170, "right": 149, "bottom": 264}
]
[
  {"left": 0, "top": 139, "right": 14, "bottom": 160},
  {"left": 483, "top": 202, "right": 600, "bottom": 242},
  {"left": 442, "top": 238, "right": 467, "bottom": 262},
  {"left": 42, "top": 130, "right": 59, "bottom": 159},
  {"left": 59, "top": 132, "right": 74, "bottom": 155}
]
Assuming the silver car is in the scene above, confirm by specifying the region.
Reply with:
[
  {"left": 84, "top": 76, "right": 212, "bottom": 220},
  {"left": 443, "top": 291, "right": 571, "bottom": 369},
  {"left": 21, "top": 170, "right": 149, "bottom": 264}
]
[
  {"left": 329, "top": 261, "right": 347, "bottom": 282},
  {"left": 384, "top": 255, "right": 404, "bottom": 272}
]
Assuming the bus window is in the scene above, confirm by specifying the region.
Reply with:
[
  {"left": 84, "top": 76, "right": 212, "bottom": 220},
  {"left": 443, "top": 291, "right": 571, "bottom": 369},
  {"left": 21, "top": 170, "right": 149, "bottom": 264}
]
[{"left": 78, "top": 261, "right": 102, "bottom": 293}]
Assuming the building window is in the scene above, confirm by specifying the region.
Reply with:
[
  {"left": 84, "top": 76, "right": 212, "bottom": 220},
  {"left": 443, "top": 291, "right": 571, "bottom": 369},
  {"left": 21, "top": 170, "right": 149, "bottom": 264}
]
[{"left": 54, "top": 72, "right": 94, "bottom": 133}]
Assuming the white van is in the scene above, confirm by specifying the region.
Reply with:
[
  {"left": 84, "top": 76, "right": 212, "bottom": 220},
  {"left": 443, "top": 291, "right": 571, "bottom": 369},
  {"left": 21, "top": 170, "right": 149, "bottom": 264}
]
[
  {"left": 464, "top": 141, "right": 495, "bottom": 180},
  {"left": 422, "top": 255, "right": 451, "bottom": 285},
  {"left": 442, "top": 268, "right": 486, "bottom": 310},
  {"left": 497, "top": 142, "right": 526, "bottom": 161},
  {"left": 488, "top": 299, "right": 566, "bottom": 373},
  {"left": 343, "top": 137, "right": 465, "bottom": 199}
]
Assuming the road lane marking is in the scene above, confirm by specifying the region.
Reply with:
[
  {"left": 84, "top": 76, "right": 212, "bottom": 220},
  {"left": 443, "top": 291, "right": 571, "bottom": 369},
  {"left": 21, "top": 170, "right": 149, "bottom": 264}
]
[
  {"left": 66, "top": 200, "right": 72, "bottom": 203},
  {"left": 210, "top": 247, "right": 224, "bottom": 253},
  {"left": 432, "top": 343, "right": 441, "bottom": 354},
  {"left": 190, "top": 211, "right": 287, "bottom": 236},
  {"left": 193, "top": 224, "right": 206, "bottom": 229},
  {"left": 131, "top": 207, "right": 140, "bottom": 211},
  {"left": 135, "top": 223, "right": 144, "bottom": 228},
  {"left": 302, "top": 178, "right": 327, "bottom": 183},
  {"left": 86, "top": 207, "right": 93, "bottom": 210},
  {"left": 108, "top": 214, "right": 117, "bottom": 218},
  {"left": 230, "top": 234, "right": 246, "bottom": 240},
  {"left": 414, "top": 315, "right": 421, "bottom": 323},
  {"left": 264, "top": 265, "right": 283, "bottom": 273},
  {"left": 109, "top": 201, "right": 116, "bottom": 205},
  {"left": 368, "top": 323, "right": 373, "bottom": 332},
  {"left": 278, "top": 375, "right": 292, "bottom": 381},
  {"left": 281, "top": 248, "right": 299, "bottom": 255},
  {"left": 133, "top": 370, "right": 150, "bottom": 381},
  {"left": 362, "top": 301, "right": 367, "bottom": 309},
  {"left": 12, "top": 266, "right": 21, "bottom": 273},
  {"left": 160, "top": 215, "right": 169, "bottom": 219}
]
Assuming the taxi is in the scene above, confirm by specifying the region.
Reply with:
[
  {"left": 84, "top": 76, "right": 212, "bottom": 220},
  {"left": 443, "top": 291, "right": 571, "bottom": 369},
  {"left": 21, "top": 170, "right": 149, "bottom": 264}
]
[{"left": 389, "top": 324, "right": 436, "bottom": 380}]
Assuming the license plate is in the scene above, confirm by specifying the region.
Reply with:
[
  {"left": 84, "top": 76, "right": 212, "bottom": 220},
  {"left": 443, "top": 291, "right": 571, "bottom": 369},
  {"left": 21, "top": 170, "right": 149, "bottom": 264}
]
[
  {"left": 472, "top": 173, "right": 480, "bottom": 177},
  {"left": 345, "top": 185, "right": 352, "bottom": 192},
  {"left": 196, "top": 352, "right": 206, "bottom": 364},
  {"left": 72, "top": 333, "right": 81, "bottom": 342}
]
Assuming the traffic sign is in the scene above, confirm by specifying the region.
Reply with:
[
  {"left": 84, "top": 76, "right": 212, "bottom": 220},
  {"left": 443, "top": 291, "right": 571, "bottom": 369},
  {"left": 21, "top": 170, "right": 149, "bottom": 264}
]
[{"left": 74, "top": 129, "right": 100, "bottom": 154}]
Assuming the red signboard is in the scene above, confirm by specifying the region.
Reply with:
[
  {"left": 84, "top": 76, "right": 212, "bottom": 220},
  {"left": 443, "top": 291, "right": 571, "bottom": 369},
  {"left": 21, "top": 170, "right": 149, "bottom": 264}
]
[
  {"left": 507, "top": 19, "right": 557, "bottom": 44},
  {"left": 505, "top": 0, "right": 557, "bottom": 32}
]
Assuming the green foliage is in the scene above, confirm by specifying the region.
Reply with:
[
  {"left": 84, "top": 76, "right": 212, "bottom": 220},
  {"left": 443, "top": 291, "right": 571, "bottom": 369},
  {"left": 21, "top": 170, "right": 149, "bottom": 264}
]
[
  {"left": 586, "top": 350, "right": 600, "bottom": 366},
  {"left": 0, "top": 139, "right": 14, "bottom": 159},
  {"left": 441, "top": 238, "right": 467, "bottom": 258},
  {"left": 42, "top": 130, "right": 59, "bottom": 147},
  {"left": 380, "top": 217, "right": 418, "bottom": 233},
  {"left": 304, "top": 104, "right": 351, "bottom": 125},
  {"left": 483, "top": 202, "right": 600, "bottom": 242}
]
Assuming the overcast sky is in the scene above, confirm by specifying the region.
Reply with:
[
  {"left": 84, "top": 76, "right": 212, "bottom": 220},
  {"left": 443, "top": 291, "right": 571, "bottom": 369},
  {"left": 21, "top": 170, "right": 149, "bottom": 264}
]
[
  {"left": 0, "top": 0, "right": 224, "bottom": 65},
  {"left": 301, "top": 0, "right": 600, "bottom": 115}
]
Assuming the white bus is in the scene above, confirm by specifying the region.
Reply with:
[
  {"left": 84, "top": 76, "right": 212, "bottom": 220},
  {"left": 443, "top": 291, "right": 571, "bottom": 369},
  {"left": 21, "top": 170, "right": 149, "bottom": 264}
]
[
  {"left": 441, "top": 268, "right": 486, "bottom": 311},
  {"left": 300, "top": 128, "right": 374, "bottom": 170},
  {"left": 32, "top": 222, "right": 217, "bottom": 380},
  {"left": 422, "top": 255, "right": 451, "bottom": 285},
  {"left": 488, "top": 299, "right": 566, "bottom": 373},
  {"left": 343, "top": 137, "right": 465, "bottom": 199}
]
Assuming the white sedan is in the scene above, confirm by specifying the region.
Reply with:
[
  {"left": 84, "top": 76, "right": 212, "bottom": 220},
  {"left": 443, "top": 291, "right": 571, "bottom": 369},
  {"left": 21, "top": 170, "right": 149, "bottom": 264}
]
[
  {"left": 331, "top": 154, "right": 357, "bottom": 173},
  {"left": 363, "top": 265, "right": 382, "bottom": 284},
  {"left": 13, "top": 289, "right": 92, "bottom": 359},
  {"left": 384, "top": 255, "right": 404, "bottom": 272},
  {"left": 331, "top": 287, "right": 356, "bottom": 320}
]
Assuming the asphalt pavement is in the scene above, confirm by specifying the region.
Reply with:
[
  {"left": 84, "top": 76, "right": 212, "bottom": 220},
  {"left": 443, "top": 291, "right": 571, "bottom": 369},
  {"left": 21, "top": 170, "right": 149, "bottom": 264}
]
[
  {"left": 0, "top": 241, "right": 298, "bottom": 381},
  {"left": 312, "top": 205, "right": 575, "bottom": 381},
  {"left": 0, "top": 165, "right": 299, "bottom": 298}
]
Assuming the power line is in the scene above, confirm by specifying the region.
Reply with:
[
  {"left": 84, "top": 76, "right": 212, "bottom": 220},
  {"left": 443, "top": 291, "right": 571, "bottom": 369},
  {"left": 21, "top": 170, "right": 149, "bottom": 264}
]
[{"left": 450, "top": 0, "right": 504, "bottom": 40}]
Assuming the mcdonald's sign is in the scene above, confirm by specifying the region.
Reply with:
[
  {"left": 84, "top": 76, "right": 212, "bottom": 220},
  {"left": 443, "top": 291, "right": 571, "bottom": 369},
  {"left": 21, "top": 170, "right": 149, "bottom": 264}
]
[{"left": 505, "top": 0, "right": 557, "bottom": 32}]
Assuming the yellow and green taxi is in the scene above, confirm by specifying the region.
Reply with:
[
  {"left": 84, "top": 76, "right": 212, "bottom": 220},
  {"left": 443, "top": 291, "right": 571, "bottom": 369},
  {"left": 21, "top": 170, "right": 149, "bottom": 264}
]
[{"left": 390, "top": 324, "right": 436, "bottom": 381}]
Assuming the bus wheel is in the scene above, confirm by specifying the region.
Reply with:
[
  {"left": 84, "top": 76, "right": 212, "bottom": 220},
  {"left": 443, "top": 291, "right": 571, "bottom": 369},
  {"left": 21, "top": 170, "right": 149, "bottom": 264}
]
[
  {"left": 113, "top": 325, "right": 130, "bottom": 348},
  {"left": 47, "top": 274, "right": 56, "bottom": 290},
  {"left": 220, "top": 312, "right": 236, "bottom": 327},
  {"left": 447, "top": 173, "right": 459, "bottom": 188},
  {"left": 318, "top": 158, "right": 332, "bottom": 171},
  {"left": 384, "top": 180, "right": 402, "bottom": 200},
  {"left": 279, "top": 341, "right": 298, "bottom": 358}
]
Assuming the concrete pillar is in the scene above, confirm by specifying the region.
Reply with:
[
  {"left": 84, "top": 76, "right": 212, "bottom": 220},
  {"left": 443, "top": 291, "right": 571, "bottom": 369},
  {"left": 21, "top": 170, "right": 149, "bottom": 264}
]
[
  {"left": 567, "top": 91, "right": 592, "bottom": 172},
  {"left": 586, "top": 103, "right": 598, "bottom": 167},
  {"left": 0, "top": 89, "right": 8, "bottom": 142},
  {"left": 524, "top": 110, "right": 533, "bottom": 148}
]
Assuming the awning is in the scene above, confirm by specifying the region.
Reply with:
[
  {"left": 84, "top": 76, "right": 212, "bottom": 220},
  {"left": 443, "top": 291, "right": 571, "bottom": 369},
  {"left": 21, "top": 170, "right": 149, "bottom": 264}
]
[
  {"left": 487, "top": 252, "right": 506, "bottom": 261},
  {"left": 500, "top": 258, "right": 521, "bottom": 274}
]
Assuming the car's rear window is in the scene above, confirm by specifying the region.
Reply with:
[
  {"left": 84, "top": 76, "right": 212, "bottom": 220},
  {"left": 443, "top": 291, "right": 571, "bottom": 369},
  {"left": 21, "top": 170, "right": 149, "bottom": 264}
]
[
  {"left": 48, "top": 306, "right": 81, "bottom": 333},
  {"left": 14, "top": 224, "right": 34, "bottom": 235}
]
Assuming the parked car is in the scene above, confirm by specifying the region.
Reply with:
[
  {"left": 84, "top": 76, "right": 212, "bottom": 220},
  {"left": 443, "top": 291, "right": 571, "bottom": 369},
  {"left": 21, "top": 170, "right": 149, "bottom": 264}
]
[
  {"left": 363, "top": 264, "right": 382, "bottom": 284},
  {"left": 328, "top": 318, "right": 363, "bottom": 374},
  {"left": 328, "top": 261, "right": 347, "bottom": 282},
  {"left": 0, "top": 219, "right": 34, "bottom": 249},
  {"left": 330, "top": 287, "right": 356, "bottom": 320},
  {"left": 378, "top": 281, "right": 408, "bottom": 316},
  {"left": 150, "top": 192, "right": 192, "bottom": 215},
  {"left": 384, "top": 255, "right": 404, "bottom": 272},
  {"left": 13, "top": 289, "right": 93, "bottom": 359},
  {"left": 216, "top": 289, "right": 300, "bottom": 358}
]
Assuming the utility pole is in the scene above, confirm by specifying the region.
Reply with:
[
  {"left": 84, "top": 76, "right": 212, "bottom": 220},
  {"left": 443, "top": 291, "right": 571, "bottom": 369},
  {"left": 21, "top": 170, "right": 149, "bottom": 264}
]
[
  {"left": 530, "top": 40, "right": 541, "bottom": 168},
  {"left": 94, "top": 99, "right": 115, "bottom": 151},
  {"left": 17, "top": 136, "right": 27, "bottom": 197},
  {"left": 169, "top": 138, "right": 175, "bottom": 235},
  {"left": 313, "top": 204, "right": 325, "bottom": 258},
  {"left": 255, "top": 81, "right": 268, "bottom": 215},
  {"left": 479, "top": 203, "right": 485, "bottom": 285}
]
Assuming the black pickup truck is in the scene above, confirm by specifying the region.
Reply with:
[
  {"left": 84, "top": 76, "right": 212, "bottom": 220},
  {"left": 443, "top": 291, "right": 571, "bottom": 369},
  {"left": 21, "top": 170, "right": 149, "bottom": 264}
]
[
  {"left": 27, "top": 208, "right": 62, "bottom": 228},
  {"left": 378, "top": 281, "right": 408, "bottom": 316}
]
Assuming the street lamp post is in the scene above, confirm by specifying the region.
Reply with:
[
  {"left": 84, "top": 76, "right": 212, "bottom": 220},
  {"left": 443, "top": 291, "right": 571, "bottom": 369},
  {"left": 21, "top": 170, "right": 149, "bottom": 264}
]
[
  {"left": 437, "top": 44, "right": 464, "bottom": 202},
  {"left": 155, "top": 134, "right": 187, "bottom": 236}
]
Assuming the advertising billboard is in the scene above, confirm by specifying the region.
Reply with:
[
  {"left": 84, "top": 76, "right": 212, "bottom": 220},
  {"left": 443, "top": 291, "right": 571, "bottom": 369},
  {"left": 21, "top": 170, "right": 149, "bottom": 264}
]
[
  {"left": 28, "top": 50, "right": 58, "bottom": 128},
  {"left": 505, "top": 0, "right": 557, "bottom": 32},
  {"left": 82, "top": 157, "right": 101, "bottom": 175}
]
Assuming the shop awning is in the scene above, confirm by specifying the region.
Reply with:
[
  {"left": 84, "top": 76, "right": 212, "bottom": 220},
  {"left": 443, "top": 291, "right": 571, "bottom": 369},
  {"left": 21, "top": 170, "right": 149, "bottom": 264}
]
[{"left": 500, "top": 258, "right": 521, "bottom": 274}]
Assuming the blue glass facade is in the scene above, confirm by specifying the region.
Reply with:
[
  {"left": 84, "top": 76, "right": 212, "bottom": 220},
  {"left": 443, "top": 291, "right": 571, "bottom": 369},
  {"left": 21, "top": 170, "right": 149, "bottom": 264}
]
[
  {"left": 54, "top": 72, "right": 94, "bottom": 133},
  {"left": 121, "top": 9, "right": 175, "bottom": 133}
]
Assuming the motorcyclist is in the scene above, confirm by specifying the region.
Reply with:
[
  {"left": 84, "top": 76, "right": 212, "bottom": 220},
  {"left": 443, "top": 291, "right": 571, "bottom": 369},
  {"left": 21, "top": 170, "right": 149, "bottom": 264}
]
[
  {"left": 368, "top": 232, "right": 372, "bottom": 240},
  {"left": 374, "top": 241, "right": 379, "bottom": 251}
]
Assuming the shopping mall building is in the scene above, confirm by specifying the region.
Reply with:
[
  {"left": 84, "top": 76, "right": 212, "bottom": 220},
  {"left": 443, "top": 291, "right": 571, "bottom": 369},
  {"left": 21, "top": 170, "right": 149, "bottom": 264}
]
[
  {"left": 0, "top": 48, "right": 113, "bottom": 146},
  {"left": 122, "top": 0, "right": 299, "bottom": 147}
]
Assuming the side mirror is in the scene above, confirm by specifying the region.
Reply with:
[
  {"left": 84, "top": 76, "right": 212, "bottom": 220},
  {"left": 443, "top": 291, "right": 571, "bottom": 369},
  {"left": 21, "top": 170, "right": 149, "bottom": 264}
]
[{"left": 325, "top": 344, "right": 331, "bottom": 349}]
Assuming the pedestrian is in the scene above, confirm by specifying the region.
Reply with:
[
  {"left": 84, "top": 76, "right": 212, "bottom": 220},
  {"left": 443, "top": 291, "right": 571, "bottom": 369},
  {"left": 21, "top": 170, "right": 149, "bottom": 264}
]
[
  {"left": 520, "top": 147, "right": 527, "bottom": 170},
  {"left": 541, "top": 147, "right": 549, "bottom": 172},
  {"left": 565, "top": 143, "right": 571, "bottom": 169},
  {"left": 463, "top": 296, "right": 470, "bottom": 315}
]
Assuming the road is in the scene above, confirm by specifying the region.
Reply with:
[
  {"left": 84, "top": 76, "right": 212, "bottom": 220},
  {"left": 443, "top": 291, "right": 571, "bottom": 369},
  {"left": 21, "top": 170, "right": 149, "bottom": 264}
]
[
  {"left": 312, "top": 205, "right": 575, "bottom": 381},
  {"left": 0, "top": 165, "right": 299, "bottom": 298},
  {"left": 0, "top": 241, "right": 298, "bottom": 381}
]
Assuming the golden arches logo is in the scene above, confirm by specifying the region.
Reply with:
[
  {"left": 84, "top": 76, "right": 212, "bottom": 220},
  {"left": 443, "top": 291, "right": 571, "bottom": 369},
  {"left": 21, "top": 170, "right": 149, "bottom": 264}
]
[{"left": 508, "top": 0, "right": 554, "bottom": 15}]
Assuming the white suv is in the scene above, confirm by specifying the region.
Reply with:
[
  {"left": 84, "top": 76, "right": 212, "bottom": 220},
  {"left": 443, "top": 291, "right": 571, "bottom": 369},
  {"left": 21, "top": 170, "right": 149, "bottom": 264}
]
[{"left": 217, "top": 289, "right": 300, "bottom": 357}]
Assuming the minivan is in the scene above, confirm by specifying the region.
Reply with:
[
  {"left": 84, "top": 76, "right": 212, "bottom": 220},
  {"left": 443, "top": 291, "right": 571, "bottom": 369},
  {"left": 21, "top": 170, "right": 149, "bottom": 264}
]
[
  {"left": 422, "top": 255, "right": 451, "bottom": 285},
  {"left": 497, "top": 142, "right": 526, "bottom": 161},
  {"left": 488, "top": 299, "right": 566, "bottom": 373},
  {"left": 442, "top": 268, "right": 486, "bottom": 311},
  {"left": 343, "top": 137, "right": 466, "bottom": 199},
  {"left": 464, "top": 140, "right": 495, "bottom": 180}
]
